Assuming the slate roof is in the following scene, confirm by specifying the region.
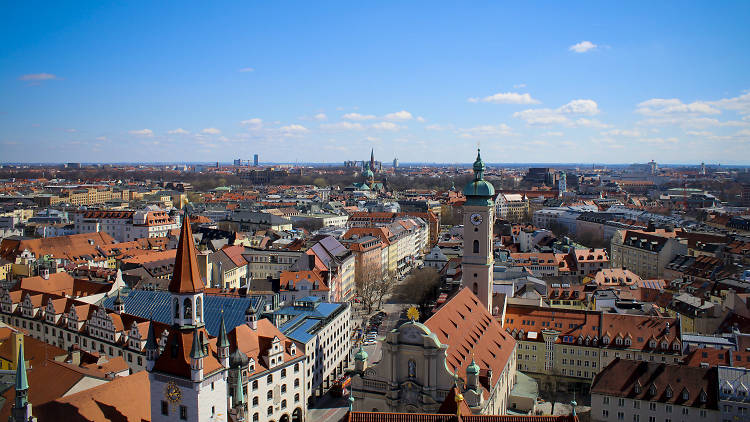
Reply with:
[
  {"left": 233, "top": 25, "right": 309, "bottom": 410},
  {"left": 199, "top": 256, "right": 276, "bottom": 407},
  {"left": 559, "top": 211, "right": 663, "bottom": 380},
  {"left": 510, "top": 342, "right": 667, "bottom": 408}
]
[{"left": 101, "top": 289, "right": 263, "bottom": 336}]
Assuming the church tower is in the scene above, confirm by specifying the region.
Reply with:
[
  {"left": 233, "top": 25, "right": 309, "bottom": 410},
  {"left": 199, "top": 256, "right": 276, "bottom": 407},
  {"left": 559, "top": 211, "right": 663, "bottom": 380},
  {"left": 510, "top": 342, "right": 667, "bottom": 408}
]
[
  {"left": 462, "top": 149, "right": 495, "bottom": 312},
  {"left": 149, "top": 214, "right": 228, "bottom": 422}
]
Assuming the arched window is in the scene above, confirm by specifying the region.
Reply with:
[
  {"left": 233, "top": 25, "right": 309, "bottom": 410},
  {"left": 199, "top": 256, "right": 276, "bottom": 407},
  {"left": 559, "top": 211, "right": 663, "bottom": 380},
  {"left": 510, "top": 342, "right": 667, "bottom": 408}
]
[
  {"left": 196, "top": 297, "right": 202, "bottom": 322},
  {"left": 173, "top": 298, "right": 179, "bottom": 319},
  {"left": 473, "top": 240, "right": 479, "bottom": 254},
  {"left": 183, "top": 298, "right": 192, "bottom": 320},
  {"left": 473, "top": 282, "right": 478, "bottom": 295}
]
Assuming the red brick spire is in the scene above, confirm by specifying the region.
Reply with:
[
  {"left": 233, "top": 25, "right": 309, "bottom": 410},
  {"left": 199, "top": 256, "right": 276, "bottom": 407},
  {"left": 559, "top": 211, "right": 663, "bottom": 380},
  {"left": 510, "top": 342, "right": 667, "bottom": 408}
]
[{"left": 169, "top": 213, "right": 205, "bottom": 293}]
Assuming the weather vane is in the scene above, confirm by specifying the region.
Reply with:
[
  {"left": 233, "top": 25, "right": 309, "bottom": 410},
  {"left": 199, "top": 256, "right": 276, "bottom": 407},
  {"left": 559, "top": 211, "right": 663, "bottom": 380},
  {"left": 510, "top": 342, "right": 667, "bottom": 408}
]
[{"left": 407, "top": 306, "right": 419, "bottom": 322}]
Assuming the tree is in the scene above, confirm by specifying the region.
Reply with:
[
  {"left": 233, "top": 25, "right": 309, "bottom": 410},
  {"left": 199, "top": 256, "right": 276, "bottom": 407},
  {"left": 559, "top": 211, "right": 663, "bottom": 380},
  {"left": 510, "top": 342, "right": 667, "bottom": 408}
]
[
  {"left": 356, "top": 270, "right": 381, "bottom": 314},
  {"left": 393, "top": 268, "right": 441, "bottom": 319}
]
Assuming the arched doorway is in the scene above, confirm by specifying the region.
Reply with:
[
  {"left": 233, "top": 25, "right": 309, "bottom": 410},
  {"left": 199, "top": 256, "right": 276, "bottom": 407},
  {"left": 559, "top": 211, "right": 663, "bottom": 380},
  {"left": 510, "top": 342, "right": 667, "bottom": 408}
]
[
  {"left": 292, "top": 407, "right": 303, "bottom": 422},
  {"left": 280, "top": 415, "right": 290, "bottom": 422}
]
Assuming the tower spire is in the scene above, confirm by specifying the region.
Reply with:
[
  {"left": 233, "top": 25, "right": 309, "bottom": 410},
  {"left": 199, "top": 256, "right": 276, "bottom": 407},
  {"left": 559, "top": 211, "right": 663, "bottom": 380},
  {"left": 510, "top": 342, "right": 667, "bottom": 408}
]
[
  {"left": 11, "top": 344, "right": 35, "bottom": 422},
  {"left": 169, "top": 209, "right": 204, "bottom": 294}
]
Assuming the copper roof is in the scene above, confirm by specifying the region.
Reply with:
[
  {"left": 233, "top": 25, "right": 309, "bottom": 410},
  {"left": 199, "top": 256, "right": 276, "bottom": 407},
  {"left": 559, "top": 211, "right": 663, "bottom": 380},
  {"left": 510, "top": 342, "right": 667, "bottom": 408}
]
[{"left": 168, "top": 216, "right": 204, "bottom": 294}]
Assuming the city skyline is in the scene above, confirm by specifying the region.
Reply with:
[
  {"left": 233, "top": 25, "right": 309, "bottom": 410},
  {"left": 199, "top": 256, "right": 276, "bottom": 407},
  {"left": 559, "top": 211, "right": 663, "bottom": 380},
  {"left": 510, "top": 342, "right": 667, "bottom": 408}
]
[{"left": 2, "top": 2, "right": 749, "bottom": 164}]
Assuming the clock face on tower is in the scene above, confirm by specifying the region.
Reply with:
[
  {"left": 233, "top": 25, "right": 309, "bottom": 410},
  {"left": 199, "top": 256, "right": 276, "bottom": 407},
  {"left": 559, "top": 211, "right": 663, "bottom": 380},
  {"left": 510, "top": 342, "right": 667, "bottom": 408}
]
[
  {"left": 165, "top": 381, "right": 182, "bottom": 404},
  {"left": 470, "top": 213, "right": 483, "bottom": 226}
]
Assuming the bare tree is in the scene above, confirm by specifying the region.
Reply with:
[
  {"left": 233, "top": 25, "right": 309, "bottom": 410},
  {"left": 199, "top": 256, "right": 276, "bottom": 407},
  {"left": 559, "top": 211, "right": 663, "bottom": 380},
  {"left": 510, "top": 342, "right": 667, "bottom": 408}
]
[
  {"left": 356, "top": 270, "right": 381, "bottom": 314},
  {"left": 393, "top": 268, "right": 441, "bottom": 319}
]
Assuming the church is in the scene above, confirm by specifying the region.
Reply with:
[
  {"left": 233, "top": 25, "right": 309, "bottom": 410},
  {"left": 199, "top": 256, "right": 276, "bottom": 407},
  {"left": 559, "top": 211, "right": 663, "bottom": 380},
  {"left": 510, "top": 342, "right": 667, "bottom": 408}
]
[{"left": 350, "top": 150, "right": 517, "bottom": 415}]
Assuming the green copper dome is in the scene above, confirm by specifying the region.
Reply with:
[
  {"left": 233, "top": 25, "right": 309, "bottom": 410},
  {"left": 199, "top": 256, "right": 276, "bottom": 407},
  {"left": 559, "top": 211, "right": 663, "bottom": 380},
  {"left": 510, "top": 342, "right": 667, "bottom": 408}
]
[
  {"left": 354, "top": 343, "right": 368, "bottom": 361},
  {"left": 363, "top": 163, "right": 374, "bottom": 180},
  {"left": 466, "top": 357, "right": 480, "bottom": 375},
  {"left": 463, "top": 149, "right": 495, "bottom": 204}
]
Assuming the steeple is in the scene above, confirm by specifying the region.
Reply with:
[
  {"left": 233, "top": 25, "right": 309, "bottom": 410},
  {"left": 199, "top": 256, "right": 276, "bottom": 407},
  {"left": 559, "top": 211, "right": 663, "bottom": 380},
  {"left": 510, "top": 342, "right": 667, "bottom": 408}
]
[
  {"left": 113, "top": 290, "right": 124, "bottom": 314},
  {"left": 473, "top": 148, "right": 485, "bottom": 180},
  {"left": 169, "top": 211, "right": 205, "bottom": 294},
  {"left": 370, "top": 148, "right": 375, "bottom": 171},
  {"left": 463, "top": 148, "right": 494, "bottom": 204},
  {"left": 170, "top": 212, "right": 205, "bottom": 328},
  {"left": 11, "top": 344, "right": 35, "bottom": 422},
  {"left": 189, "top": 328, "right": 206, "bottom": 382},
  {"left": 217, "top": 310, "right": 230, "bottom": 368},
  {"left": 234, "top": 367, "right": 245, "bottom": 414},
  {"left": 145, "top": 322, "right": 158, "bottom": 371}
]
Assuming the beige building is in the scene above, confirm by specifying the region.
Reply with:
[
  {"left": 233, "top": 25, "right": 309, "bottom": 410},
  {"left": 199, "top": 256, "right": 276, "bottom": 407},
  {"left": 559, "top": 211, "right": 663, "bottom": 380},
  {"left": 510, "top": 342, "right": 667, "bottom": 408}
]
[
  {"left": 351, "top": 288, "right": 517, "bottom": 415},
  {"left": 610, "top": 227, "right": 687, "bottom": 279},
  {"left": 504, "top": 305, "right": 683, "bottom": 392},
  {"left": 495, "top": 193, "right": 529, "bottom": 223}
]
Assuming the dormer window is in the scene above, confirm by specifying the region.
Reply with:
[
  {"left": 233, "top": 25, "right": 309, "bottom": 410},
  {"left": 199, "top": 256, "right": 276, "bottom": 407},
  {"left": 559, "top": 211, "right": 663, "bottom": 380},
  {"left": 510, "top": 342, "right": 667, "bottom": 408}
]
[
  {"left": 625, "top": 338, "right": 632, "bottom": 346},
  {"left": 649, "top": 340, "right": 656, "bottom": 348},
  {"left": 672, "top": 343, "right": 679, "bottom": 351},
  {"left": 661, "top": 342, "right": 668, "bottom": 350},
  {"left": 649, "top": 384, "right": 657, "bottom": 396},
  {"left": 682, "top": 390, "right": 689, "bottom": 400},
  {"left": 603, "top": 336, "right": 610, "bottom": 345},
  {"left": 665, "top": 386, "right": 673, "bottom": 398},
  {"left": 700, "top": 390, "right": 707, "bottom": 403},
  {"left": 615, "top": 338, "right": 622, "bottom": 345},
  {"left": 635, "top": 381, "right": 642, "bottom": 394}
]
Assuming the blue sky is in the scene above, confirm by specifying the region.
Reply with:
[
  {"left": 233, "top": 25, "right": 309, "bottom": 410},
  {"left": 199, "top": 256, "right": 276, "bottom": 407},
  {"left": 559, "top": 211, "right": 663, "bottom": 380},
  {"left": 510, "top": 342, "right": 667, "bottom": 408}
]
[{"left": 1, "top": 1, "right": 749, "bottom": 164}]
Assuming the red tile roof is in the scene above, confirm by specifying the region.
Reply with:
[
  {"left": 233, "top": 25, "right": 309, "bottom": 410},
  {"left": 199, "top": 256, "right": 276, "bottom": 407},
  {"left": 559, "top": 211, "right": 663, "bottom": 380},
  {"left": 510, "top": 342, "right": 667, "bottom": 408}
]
[
  {"left": 425, "top": 288, "right": 516, "bottom": 399},
  {"left": 169, "top": 215, "right": 204, "bottom": 294}
]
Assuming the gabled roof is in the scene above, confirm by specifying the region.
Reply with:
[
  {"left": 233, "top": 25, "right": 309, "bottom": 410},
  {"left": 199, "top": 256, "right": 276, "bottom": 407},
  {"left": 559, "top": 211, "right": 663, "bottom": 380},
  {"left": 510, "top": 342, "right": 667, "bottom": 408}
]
[
  {"left": 169, "top": 215, "right": 205, "bottom": 294},
  {"left": 425, "top": 288, "right": 516, "bottom": 399}
]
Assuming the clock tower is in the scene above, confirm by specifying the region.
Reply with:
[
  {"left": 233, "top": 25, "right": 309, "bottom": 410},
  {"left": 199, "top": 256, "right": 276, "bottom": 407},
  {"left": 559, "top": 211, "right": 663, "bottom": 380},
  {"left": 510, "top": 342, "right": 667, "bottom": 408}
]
[
  {"left": 149, "top": 214, "right": 229, "bottom": 422},
  {"left": 461, "top": 149, "right": 495, "bottom": 312}
]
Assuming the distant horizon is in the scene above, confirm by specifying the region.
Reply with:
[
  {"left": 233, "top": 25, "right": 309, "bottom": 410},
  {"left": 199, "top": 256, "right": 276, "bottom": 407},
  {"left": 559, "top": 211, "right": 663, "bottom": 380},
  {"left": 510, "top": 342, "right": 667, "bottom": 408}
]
[{"left": 2, "top": 160, "right": 749, "bottom": 168}]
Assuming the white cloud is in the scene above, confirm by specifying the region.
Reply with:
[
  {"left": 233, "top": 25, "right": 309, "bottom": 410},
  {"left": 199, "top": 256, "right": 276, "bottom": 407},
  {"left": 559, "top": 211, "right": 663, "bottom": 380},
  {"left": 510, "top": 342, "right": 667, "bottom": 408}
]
[
  {"left": 241, "top": 118, "right": 263, "bottom": 128},
  {"left": 569, "top": 41, "right": 597, "bottom": 53},
  {"left": 637, "top": 137, "right": 679, "bottom": 145},
  {"left": 314, "top": 113, "right": 327, "bottom": 121},
  {"left": 64, "top": 128, "right": 78, "bottom": 133},
  {"left": 708, "top": 91, "right": 750, "bottom": 115},
  {"left": 603, "top": 129, "right": 644, "bottom": 137},
  {"left": 168, "top": 128, "right": 190, "bottom": 135},
  {"left": 280, "top": 124, "right": 309, "bottom": 135},
  {"left": 19, "top": 73, "right": 59, "bottom": 81},
  {"left": 384, "top": 110, "right": 413, "bottom": 121},
  {"left": 342, "top": 113, "right": 376, "bottom": 121},
  {"left": 736, "top": 129, "right": 750, "bottom": 137},
  {"left": 543, "top": 131, "right": 564, "bottom": 137},
  {"left": 468, "top": 92, "right": 540, "bottom": 104},
  {"left": 425, "top": 124, "right": 453, "bottom": 131},
  {"left": 685, "top": 130, "right": 714, "bottom": 137},
  {"left": 372, "top": 122, "right": 400, "bottom": 131},
  {"left": 513, "top": 83, "right": 527, "bottom": 89},
  {"left": 638, "top": 116, "right": 747, "bottom": 129},
  {"left": 636, "top": 98, "right": 720, "bottom": 116},
  {"left": 320, "top": 122, "right": 364, "bottom": 131},
  {"left": 457, "top": 124, "right": 514, "bottom": 138},
  {"left": 575, "top": 118, "right": 610, "bottom": 128},
  {"left": 416, "top": 116, "right": 426, "bottom": 123},
  {"left": 129, "top": 129, "right": 154, "bottom": 137},
  {"left": 238, "top": 67, "right": 255, "bottom": 72},
  {"left": 514, "top": 99, "right": 600, "bottom": 126},
  {"left": 201, "top": 128, "right": 221, "bottom": 135}
]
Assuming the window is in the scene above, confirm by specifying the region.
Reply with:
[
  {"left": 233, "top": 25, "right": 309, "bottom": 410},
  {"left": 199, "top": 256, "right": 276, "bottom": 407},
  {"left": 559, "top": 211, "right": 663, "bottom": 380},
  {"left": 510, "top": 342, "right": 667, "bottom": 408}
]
[
  {"left": 173, "top": 298, "right": 179, "bottom": 319},
  {"left": 294, "top": 378, "right": 300, "bottom": 387},
  {"left": 604, "top": 397, "right": 610, "bottom": 405},
  {"left": 267, "top": 390, "right": 273, "bottom": 400},
  {"left": 281, "top": 368, "right": 287, "bottom": 378},
  {"left": 267, "top": 406, "right": 273, "bottom": 416},
  {"left": 281, "top": 399, "right": 287, "bottom": 409},
  {"left": 281, "top": 384, "right": 287, "bottom": 393},
  {"left": 649, "top": 403, "right": 657, "bottom": 411},
  {"left": 252, "top": 380, "right": 258, "bottom": 390},
  {"left": 161, "top": 401, "right": 169, "bottom": 416},
  {"left": 666, "top": 405, "right": 672, "bottom": 413},
  {"left": 179, "top": 405, "right": 187, "bottom": 420},
  {"left": 619, "top": 398, "right": 625, "bottom": 407},
  {"left": 267, "top": 374, "right": 273, "bottom": 383},
  {"left": 253, "top": 413, "right": 259, "bottom": 422},
  {"left": 294, "top": 363, "right": 299, "bottom": 372},
  {"left": 295, "top": 393, "right": 300, "bottom": 403},
  {"left": 252, "top": 396, "right": 258, "bottom": 406},
  {"left": 617, "top": 411, "right": 624, "bottom": 420},
  {"left": 183, "top": 298, "right": 192, "bottom": 320},
  {"left": 603, "top": 410, "right": 609, "bottom": 417},
  {"left": 196, "top": 297, "right": 202, "bottom": 322}
]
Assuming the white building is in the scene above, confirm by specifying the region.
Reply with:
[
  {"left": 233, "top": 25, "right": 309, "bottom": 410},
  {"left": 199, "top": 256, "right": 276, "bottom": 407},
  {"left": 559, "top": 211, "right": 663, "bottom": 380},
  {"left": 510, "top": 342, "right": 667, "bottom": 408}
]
[
  {"left": 74, "top": 209, "right": 178, "bottom": 242},
  {"left": 274, "top": 297, "right": 351, "bottom": 407},
  {"left": 718, "top": 365, "right": 750, "bottom": 422}
]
